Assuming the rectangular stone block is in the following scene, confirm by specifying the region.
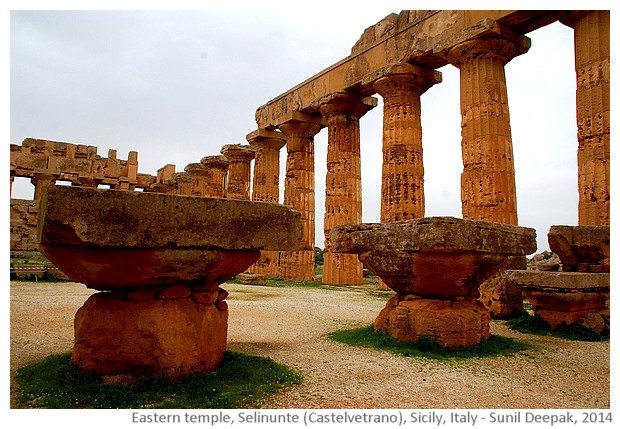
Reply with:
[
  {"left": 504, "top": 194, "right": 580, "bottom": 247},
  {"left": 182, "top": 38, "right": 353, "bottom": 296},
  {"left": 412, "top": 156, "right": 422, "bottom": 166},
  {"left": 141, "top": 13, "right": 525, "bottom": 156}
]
[{"left": 38, "top": 185, "right": 302, "bottom": 251}]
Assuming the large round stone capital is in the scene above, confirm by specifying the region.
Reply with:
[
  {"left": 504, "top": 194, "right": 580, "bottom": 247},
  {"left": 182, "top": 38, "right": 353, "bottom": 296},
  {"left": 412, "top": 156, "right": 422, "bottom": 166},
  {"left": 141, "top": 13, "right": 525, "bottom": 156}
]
[
  {"left": 445, "top": 36, "right": 529, "bottom": 67},
  {"left": 220, "top": 144, "right": 255, "bottom": 162},
  {"left": 278, "top": 120, "right": 323, "bottom": 138},
  {"left": 200, "top": 155, "right": 229, "bottom": 170},
  {"left": 314, "top": 91, "right": 377, "bottom": 120},
  {"left": 372, "top": 71, "right": 438, "bottom": 98}
]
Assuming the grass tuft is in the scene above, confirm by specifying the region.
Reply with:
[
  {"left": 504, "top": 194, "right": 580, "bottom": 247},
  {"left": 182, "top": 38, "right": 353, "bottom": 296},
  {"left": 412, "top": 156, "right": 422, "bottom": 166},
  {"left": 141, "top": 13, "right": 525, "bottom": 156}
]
[
  {"left": 329, "top": 325, "right": 533, "bottom": 360},
  {"left": 13, "top": 351, "right": 302, "bottom": 409}
]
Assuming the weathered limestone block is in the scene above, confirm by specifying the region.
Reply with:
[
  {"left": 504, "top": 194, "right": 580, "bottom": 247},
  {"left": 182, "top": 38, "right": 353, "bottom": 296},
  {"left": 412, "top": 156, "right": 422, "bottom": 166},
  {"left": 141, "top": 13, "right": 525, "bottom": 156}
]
[
  {"left": 331, "top": 217, "right": 536, "bottom": 347},
  {"left": 236, "top": 273, "right": 267, "bottom": 286},
  {"left": 375, "top": 295, "right": 490, "bottom": 348},
  {"left": 37, "top": 185, "right": 302, "bottom": 376},
  {"left": 547, "top": 225, "right": 610, "bottom": 271},
  {"left": 38, "top": 186, "right": 302, "bottom": 251},
  {"left": 72, "top": 294, "right": 228, "bottom": 377},
  {"left": 506, "top": 270, "right": 610, "bottom": 331}
]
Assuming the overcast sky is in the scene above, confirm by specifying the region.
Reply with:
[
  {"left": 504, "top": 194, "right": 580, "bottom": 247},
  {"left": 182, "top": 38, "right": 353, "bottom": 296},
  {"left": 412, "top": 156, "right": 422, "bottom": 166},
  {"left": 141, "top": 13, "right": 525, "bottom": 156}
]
[{"left": 7, "top": 2, "right": 613, "bottom": 253}]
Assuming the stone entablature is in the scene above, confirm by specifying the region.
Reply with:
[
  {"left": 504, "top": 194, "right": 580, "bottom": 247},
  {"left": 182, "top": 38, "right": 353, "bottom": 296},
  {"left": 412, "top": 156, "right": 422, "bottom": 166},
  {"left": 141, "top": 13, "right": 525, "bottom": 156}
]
[{"left": 11, "top": 138, "right": 138, "bottom": 191}]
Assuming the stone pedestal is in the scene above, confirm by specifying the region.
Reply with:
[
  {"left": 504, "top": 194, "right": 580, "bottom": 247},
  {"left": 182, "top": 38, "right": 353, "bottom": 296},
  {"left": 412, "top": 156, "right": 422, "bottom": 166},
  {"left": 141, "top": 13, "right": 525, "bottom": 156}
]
[
  {"left": 331, "top": 217, "right": 536, "bottom": 348},
  {"left": 507, "top": 224, "right": 610, "bottom": 332},
  {"left": 506, "top": 270, "right": 610, "bottom": 332},
  {"left": 38, "top": 185, "right": 301, "bottom": 376}
]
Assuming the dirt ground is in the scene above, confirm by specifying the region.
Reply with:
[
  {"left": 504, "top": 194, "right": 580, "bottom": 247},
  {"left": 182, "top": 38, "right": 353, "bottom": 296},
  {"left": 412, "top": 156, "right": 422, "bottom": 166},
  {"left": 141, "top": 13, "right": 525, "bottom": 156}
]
[{"left": 9, "top": 281, "right": 611, "bottom": 409}]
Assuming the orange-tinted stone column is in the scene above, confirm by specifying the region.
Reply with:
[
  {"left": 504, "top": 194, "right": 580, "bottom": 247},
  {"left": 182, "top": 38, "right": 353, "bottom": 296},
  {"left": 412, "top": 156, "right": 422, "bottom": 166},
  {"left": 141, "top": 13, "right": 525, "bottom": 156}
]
[
  {"left": 247, "top": 129, "right": 286, "bottom": 203},
  {"left": 200, "top": 155, "right": 229, "bottom": 198},
  {"left": 31, "top": 171, "right": 58, "bottom": 202},
  {"left": 221, "top": 144, "right": 255, "bottom": 200},
  {"left": 560, "top": 11, "right": 610, "bottom": 226},
  {"left": 247, "top": 128, "right": 287, "bottom": 277},
  {"left": 443, "top": 31, "right": 530, "bottom": 317},
  {"left": 444, "top": 35, "right": 529, "bottom": 225},
  {"left": 370, "top": 64, "right": 441, "bottom": 222},
  {"left": 278, "top": 113, "right": 324, "bottom": 281},
  {"left": 316, "top": 91, "right": 376, "bottom": 285},
  {"left": 185, "top": 163, "right": 210, "bottom": 196}
]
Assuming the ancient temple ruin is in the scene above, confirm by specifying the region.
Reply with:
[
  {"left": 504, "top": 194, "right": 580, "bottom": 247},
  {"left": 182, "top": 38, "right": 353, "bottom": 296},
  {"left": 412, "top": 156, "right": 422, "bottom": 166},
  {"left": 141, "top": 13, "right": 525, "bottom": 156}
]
[{"left": 10, "top": 11, "right": 610, "bottom": 352}]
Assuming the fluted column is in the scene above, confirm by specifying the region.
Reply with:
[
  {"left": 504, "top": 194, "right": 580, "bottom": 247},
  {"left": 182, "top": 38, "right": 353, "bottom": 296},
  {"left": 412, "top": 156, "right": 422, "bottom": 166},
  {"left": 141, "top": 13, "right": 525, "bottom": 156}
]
[
  {"left": 200, "top": 155, "right": 229, "bottom": 198},
  {"left": 184, "top": 163, "right": 210, "bottom": 196},
  {"left": 442, "top": 30, "right": 530, "bottom": 317},
  {"left": 31, "top": 171, "right": 59, "bottom": 202},
  {"left": 278, "top": 113, "right": 324, "bottom": 281},
  {"left": 247, "top": 129, "right": 286, "bottom": 203},
  {"left": 315, "top": 91, "right": 377, "bottom": 285},
  {"left": 444, "top": 35, "right": 529, "bottom": 225},
  {"left": 560, "top": 11, "right": 610, "bottom": 226},
  {"left": 172, "top": 172, "right": 193, "bottom": 196},
  {"left": 369, "top": 64, "right": 441, "bottom": 222},
  {"left": 221, "top": 144, "right": 255, "bottom": 200},
  {"left": 247, "top": 129, "right": 287, "bottom": 277}
]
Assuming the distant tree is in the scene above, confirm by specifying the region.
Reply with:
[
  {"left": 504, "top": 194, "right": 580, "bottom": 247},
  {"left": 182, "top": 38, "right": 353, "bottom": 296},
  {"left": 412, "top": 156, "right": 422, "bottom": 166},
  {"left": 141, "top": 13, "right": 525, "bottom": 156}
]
[{"left": 314, "top": 247, "right": 324, "bottom": 266}]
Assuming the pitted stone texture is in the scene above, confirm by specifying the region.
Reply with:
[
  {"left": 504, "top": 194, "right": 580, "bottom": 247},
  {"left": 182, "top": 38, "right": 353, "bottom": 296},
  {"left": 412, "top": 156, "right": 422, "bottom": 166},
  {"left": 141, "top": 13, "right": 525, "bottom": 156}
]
[
  {"left": 71, "top": 293, "right": 228, "bottom": 377},
  {"left": 547, "top": 225, "right": 610, "bottom": 271},
  {"left": 39, "top": 245, "right": 260, "bottom": 291},
  {"left": 375, "top": 295, "right": 490, "bottom": 348},
  {"left": 331, "top": 217, "right": 537, "bottom": 256},
  {"left": 38, "top": 185, "right": 302, "bottom": 251},
  {"left": 506, "top": 270, "right": 610, "bottom": 331}
]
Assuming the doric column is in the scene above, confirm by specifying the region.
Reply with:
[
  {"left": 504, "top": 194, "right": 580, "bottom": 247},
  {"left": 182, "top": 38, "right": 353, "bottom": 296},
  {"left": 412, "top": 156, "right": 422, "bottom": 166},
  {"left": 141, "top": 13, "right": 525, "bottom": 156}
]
[
  {"left": 278, "top": 112, "right": 325, "bottom": 281},
  {"left": 559, "top": 11, "right": 610, "bottom": 226},
  {"left": 367, "top": 63, "right": 441, "bottom": 222},
  {"left": 185, "top": 163, "right": 210, "bottom": 196},
  {"left": 200, "top": 155, "right": 229, "bottom": 198},
  {"left": 440, "top": 28, "right": 530, "bottom": 317},
  {"left": 172, "top": 172, "right": 193, "bottom": 196},
  {"left": 444, "top": 33, "right": 529, "bottom": 225},
  {"left": 31, "top": 171, "right": 59, "bottom": 202},
  {"left": 314, "top": 91, "right": 377, "bottom": 285},
  {"left": 246, "top": 129, "right": 287, "bottom": 278},
  {"left": 247, "top": 129, "right": 286, "bottom": 203},
  {"left": 221, "top": 144, "right": 255, "bottom": 200}
]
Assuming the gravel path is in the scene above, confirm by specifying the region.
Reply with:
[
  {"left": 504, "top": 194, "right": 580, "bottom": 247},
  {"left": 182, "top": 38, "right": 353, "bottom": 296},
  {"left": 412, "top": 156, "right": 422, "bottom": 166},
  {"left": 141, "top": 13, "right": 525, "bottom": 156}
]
[{"left": 10, "top": 281, "right": 611, "bottom": 409}]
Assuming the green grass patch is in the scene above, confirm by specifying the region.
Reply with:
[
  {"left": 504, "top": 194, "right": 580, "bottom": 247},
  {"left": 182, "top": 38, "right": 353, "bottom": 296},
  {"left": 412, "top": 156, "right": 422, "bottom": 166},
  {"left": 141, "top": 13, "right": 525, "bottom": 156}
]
[
  {"left": 13, "top": 351, "right": 302, "bottom": 409},
  {"left": 329, "top": 325, "right": 533, "bottom": 360},
  {"left": 506, "top": 310, "right": 610, "bottom": 342}
]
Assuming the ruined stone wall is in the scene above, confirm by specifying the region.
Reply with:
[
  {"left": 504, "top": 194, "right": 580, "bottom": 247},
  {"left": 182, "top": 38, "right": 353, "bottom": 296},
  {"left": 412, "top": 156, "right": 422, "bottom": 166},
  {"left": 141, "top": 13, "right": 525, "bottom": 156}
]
[{"left": 10, "top": 138, "right": 140, "bottom": 252}]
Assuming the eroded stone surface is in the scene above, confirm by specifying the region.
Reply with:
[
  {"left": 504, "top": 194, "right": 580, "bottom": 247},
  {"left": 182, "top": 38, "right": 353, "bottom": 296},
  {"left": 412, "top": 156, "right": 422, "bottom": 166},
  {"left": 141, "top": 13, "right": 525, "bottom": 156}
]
[
  {"left": 72, "top": 293, "right": 228, "bottom": 377},
  {"left": 375, "top": 295, "right": 490, "bottom": 348},
  {"left": 331, "top": 217, "right": 536, "bottom": 347},
  {"left": 331, "top": 216, "right": 537, "bottom": 256},
  {"left": 38, "top": 185, "right": 302, "bottom": 251},
  {"left": 506, "top": 270, "right": 610, "bottom": 331},
  {"left": 547, "top": 225, "right": 610, "bottom": 271}
]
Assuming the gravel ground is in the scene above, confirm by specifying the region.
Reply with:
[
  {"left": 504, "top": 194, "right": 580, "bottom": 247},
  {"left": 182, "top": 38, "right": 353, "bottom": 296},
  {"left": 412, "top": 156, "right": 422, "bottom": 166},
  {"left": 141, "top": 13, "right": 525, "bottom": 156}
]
[{"left": 9, "top": 281, "right": 611, "bottom": 409}]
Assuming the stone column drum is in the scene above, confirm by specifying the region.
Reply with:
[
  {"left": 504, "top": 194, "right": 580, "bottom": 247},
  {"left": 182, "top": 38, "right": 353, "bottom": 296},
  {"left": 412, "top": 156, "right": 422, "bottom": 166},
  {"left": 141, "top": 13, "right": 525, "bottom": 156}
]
[
  {"left": 278, "top": 113, "right": 325, "bottom": 281},
  {"left": 221, "top": 144, "right": 255, "bottom": 200},
  {"left": 37, "top": 185, "right": 301, "bottom": 377},
  {"left": 365, "top": 63, "right": 441, "bottom": 223},
  {"left": 200, "top": 155, "right": 229, "bottom": 198},
  {"left": 315, "top": 91, "right": 377, "bottom": 285},
  {"left": 331, "top": 217, "right": 536, "bottom": 348},
  {"left": 247, "top": 129, "right": 286, "bottom": 277},
  {"left": 560, "top": 11, "right": 610, "bottom": 226}
]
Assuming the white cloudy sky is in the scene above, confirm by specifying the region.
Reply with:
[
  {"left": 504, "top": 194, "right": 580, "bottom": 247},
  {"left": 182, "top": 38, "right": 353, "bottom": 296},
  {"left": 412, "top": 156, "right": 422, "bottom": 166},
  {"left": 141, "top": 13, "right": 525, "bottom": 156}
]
[{"left": 7, "top": 1, "right": 615, "bottom": 253}]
